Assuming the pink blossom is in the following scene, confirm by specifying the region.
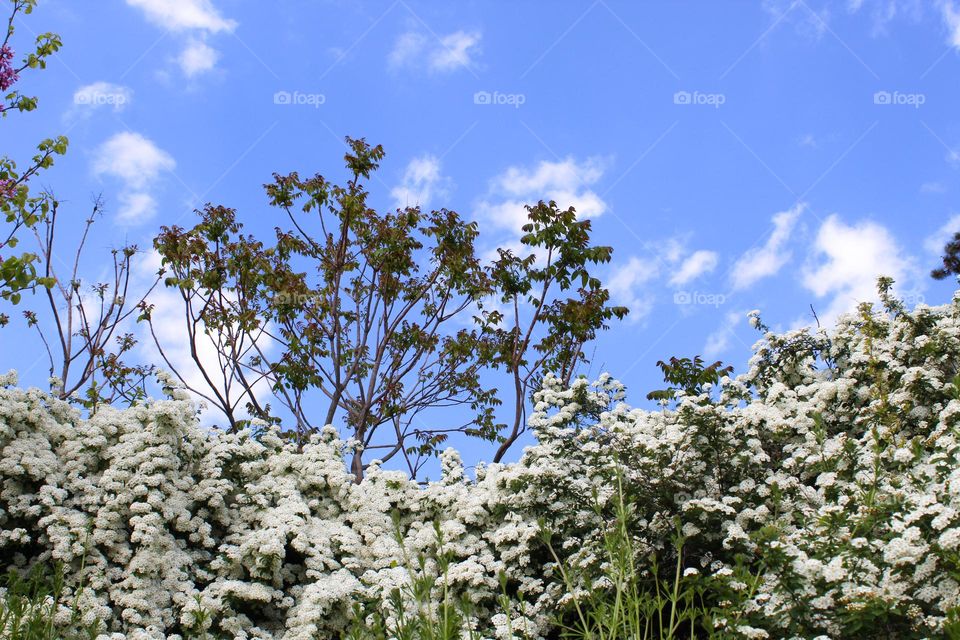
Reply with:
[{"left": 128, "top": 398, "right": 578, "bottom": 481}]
[{"left": 0, "top": 45, "right": 18, "bottom": 92}]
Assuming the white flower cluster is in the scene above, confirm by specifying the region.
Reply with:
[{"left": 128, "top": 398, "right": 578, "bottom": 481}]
[{"left": 3, "top": 291, "right": 960, "bottom": 638}]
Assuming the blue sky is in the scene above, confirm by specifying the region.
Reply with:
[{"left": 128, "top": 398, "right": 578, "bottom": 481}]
[{"left": 5, "top": 0, "right": 960, "bottom": 468}]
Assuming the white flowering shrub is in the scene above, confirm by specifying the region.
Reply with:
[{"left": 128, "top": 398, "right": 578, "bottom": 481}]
[{"left": 3, "top": 285, "right": 960, "bottom": 639}]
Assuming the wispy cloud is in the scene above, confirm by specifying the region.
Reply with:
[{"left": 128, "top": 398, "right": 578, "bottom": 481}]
[
  {"left": 608, "top": 256, "right": 659, "bottom": 322},
  {"left": 476, "top": 157, "right": 608, "bottom": 233},
  {"left": 802, "top": 214, "right": 918, "bottom": 323},
  {"left": 730, "top": 203, "right": 804, "bottom": 290},
  {"left": 389, "top": 32, "right": 426, "bottom": 68},
  {"left": 703, "top": 309, "right": 748, "bottom": 358},
  {"left": 609, "top": 237, "right": 719, "bottom": 324},
  {"left": 125, "top": 0, "right": 235, "bottom": 77},
  {"left": 848, "top": 0, "right": 958, "bottom": 49},
  {"left": 925, "top": 214, "right": 960, "bottom": 255},
  {"left": 762, "top": 0, "right": 831, "bottom": 40},
  {"left": 430, "top": 31, "right": 482, "bottom": 71},
  {"left": 388, "top": 29, "right": 481, "bottom": 73},
  {"left": 178, "top": 39, "right": 219, "bottom": 77},
  {"left": 92, "top": 132, "right": 176, "bottom": 224},
  {"left": 125, "top": 0, "right": 235, "bottom": 32},
  {"left": 941, "top": 0, "right": 960, "bottom": 49},
  {"left": 669, "top": 250, "right": 719, "bottom": 286},
  {"left": 847, "top": 0, "right": 923, "bottom": 36},
  {"left": 391, "top": 154, "right": 450, "bottom": 209}
]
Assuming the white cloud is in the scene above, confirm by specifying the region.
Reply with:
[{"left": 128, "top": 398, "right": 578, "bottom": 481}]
[
  {"left": 730, "top": 203, "right": 804, "bottom": 290},
  {"left": 703, "top": 309, "right": 747, "bottom": 359},
  {"left": 125, "top": 0, "right": 235, "bottom": 32},
  {"left": 117, "top": 192, "right": 158, "bottom": 224},
  {"left": 847, "top": 0, "right": 923, "bottom": 36},
  {"left": 70, "top": 82, "right": 132, "bottom": 114},
  {"left": 942, "top": 0, "right": 960, "bottom": 48},
  {"left": 669, "top": 250, "right": 718, "bottom": 286},
  {"left": 661, "top": 236, "right": 686, "bottom": 263},
  {"left": 802, "top": 214, "right": 917, "bottom": 323},
  {"left": 429, "top": 31, "right": 481, "bottom": 71},
  {"left": 388, "top": 32, "right": 425, "bottom": 68},
  {"left": 608, "top": 239, "right": 718, "bottom": 323},
  {"left": 391, "top": 154, "right": 449, "bottom": 209},
  {"left": 762, "top": 0, "right": 830, "bottom": 40},
  {"left": 608, "top": 257, "right": 658, "bottom": 322},
  {"left": 125, "top": 0, "right": 234, "bottom": 77},
  {"left": 388, "top": 29, "right": 480, "bottom": 73},
  {"left": 476, "top": 157, "right": 608, "bottom": 232},
  {"left": 476, "top": 159, "right": 719, "bottom": 323},
  {"left": 93, "top": 132, "right": 175, "bottom": 224},
  {"left": 93, "top": 132, "right": 176, "bottom": 189},
  {"left": 495, "top": 158, "right": 605, "bottom": 197},
  {"left": 178, "top": 39, "right": 219, "bottom": 77},
  {"left": 848, "top": 1, "right": 959, "bottom": 48},
  {"left": 925, "top": 214, "right": 960, "bottom": 255},
  {"left": 477, "top": 201, "right": 527, "bottom": 232}
]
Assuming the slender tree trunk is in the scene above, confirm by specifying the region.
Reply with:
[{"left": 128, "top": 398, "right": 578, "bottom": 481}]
[
  {"left": 492, "top": 373, "right": 524, "bottom": 463},
  {"left": 350, "top": 450, "right": 364, "bottom": 484}
]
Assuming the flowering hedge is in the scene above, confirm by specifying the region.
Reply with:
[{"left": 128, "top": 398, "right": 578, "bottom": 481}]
[{"left": 3, "top": 286, "right": 960, "bottom": 639}]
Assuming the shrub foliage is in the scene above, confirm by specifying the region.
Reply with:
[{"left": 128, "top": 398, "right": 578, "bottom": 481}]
[{"left": 3, "top": 286, "right": 960, "bottom": 639}]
